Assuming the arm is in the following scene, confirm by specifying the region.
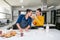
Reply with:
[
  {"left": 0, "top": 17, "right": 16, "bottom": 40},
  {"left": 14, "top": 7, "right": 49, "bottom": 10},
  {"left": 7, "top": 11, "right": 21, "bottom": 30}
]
[
  {"left": 25, "top": 18, "right": 32, "bottom": 31},
  {"left": 16, "top": 15, "right": 23, "bottom": 32},
  {"left": 25, "top": 25, "right": 30, "bottom": 31},
  {"left": 16, "top": 23, "right": 22, "bottom": 30},
  {"left": 25, "top": 25, "right": 30, "bottom": 29},
  {"left": 16, "top": 23, "right": 23, "bottom": 32}
]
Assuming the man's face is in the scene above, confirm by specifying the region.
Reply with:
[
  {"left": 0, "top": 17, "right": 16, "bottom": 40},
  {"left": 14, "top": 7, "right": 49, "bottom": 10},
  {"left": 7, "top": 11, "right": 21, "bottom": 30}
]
[
  {"left": 36, "top": 10, "right": 41, "bottom": 16},
  {"left": 28, "top": 11, "right": 32, "bottom": 17}
]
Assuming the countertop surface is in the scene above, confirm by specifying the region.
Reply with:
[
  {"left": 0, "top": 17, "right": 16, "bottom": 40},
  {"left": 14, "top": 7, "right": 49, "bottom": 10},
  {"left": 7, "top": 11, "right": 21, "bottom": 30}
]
[{"left": 0, "top": 29, "right": 60, "bottom": 40}]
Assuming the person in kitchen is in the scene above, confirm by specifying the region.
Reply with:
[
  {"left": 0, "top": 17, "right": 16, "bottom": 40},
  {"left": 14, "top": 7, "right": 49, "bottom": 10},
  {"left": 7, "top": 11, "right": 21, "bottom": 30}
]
[
  {"left": 16, "top": 9, "right": 32, "bottom": 36},
  {"left": 33, "top": 8, "right": 44, "bottom": 27}
]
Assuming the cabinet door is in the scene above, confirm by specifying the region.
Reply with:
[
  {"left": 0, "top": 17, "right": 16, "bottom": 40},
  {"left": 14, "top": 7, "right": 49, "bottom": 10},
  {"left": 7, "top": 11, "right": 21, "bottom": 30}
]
[
  {"left": 51, "top": 10, "right": 56, "bottom": 24},
  {"left": 56, "top": 9, "right": 60, "bottom": 24},
  {"left": 42, "top": 12, "right": 47, "bottom": 24}
]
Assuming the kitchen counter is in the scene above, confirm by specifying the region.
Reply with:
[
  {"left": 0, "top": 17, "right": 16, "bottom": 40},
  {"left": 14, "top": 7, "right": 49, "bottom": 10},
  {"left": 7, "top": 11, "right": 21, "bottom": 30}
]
[{"left": 0, "top": 29, "right": 60, "bottom": 40}]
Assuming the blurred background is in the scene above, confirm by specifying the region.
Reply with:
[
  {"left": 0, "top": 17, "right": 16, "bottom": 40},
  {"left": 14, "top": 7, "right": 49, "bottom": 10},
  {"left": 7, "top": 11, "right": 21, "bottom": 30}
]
[{"left": 0, "top": 0, "right": 60, "bottom": 30}]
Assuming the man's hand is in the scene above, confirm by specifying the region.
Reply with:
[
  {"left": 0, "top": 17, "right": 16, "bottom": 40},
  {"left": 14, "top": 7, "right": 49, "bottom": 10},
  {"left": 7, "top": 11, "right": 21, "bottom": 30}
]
[
  {"left": 16, "top": 23, "right": 23, "bottom": 33},
  {"left": 19, "top": 28, "right": 23, "bottom": 33},
  {"left": 25, "top": 25, "right": 30, "bottom": 31},
  {"left": 25, "top": 28, "right": 29, "bottom": 31}
]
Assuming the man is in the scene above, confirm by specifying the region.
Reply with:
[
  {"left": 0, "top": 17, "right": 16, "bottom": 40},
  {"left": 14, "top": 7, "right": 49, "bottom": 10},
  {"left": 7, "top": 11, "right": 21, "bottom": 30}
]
[
  {"left": 16, "top": 9, "right": 32, "bottom": 36},
  {"left": 33, "top": 8, "right": 44, "bottom": 26}
]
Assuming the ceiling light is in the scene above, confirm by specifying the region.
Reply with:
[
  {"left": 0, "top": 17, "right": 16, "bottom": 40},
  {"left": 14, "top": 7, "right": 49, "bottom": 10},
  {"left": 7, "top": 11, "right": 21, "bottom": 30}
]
[
  {"left": 20, "top": 0, "right": 23, "bottom": 3},
  {"left": 21, "top": 6, "right": 24, "bottom": 8},
  {"left": 48, "top": 6, "right": 54, "bottom": 9}
]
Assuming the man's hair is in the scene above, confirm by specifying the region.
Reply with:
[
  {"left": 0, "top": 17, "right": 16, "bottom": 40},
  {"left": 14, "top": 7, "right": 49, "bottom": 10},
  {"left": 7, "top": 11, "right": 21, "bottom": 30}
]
[
  {"left": 37, "top": 8, "right": 41, "bottom": 12},
  {"left": 26, "top": 9, "right": 32, "bottom": 14}
]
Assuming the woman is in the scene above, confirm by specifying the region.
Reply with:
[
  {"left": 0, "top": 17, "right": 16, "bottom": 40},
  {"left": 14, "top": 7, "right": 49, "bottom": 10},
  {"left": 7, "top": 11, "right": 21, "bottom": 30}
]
[{"left": 33, "top": 8, "right": 44, "bottom": 26}]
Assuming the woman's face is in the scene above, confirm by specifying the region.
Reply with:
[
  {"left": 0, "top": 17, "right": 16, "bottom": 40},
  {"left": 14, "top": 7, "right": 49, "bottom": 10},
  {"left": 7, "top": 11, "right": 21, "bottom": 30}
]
[{"left": 36, "top": 10, "right": 41, "bottom": 16}]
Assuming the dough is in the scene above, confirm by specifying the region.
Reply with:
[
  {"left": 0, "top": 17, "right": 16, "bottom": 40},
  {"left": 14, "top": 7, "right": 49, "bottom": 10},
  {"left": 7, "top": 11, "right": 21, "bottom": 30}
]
[
  {"left": 1, "top": 33, "right": 5, "bottom": 37},
  {"left": 4, "top": 33, "right": 11, "bottom": 38},
  {"left": 0, "top": 31, "right": 16, "bottom": 38},
  {"left": 10, "top": 31, "right": 16, "bottom": 36}
]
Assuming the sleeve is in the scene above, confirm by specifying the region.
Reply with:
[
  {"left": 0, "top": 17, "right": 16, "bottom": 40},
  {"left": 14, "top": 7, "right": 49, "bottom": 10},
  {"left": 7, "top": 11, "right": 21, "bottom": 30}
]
[
  {"left": 28, "top": 18, "right": 32, "bottom": 26},
  {"left": 16, "top": 15, "right": 22, "bottom": 24}
]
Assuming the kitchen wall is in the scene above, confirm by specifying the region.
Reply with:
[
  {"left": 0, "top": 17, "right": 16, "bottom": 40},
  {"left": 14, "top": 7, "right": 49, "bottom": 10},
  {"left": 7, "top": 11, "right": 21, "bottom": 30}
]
[
  {"left": 12, "top": 5, "right": 60, "bottom": 24},
  {"left": 12, "top": 6, "right": 53, "bottom": 23},
  {"left": 12, "top": 6, "right": 42, "bottom": 21}
]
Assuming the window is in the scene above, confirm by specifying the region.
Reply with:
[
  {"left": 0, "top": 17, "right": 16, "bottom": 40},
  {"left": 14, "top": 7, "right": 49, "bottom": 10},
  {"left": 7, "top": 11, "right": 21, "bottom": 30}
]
[
  {"left": 0, "top": 13, "right": 6, "bottom": 19},
  {"left": 21, "top": 12, "right": 26, "bottom": 15}
]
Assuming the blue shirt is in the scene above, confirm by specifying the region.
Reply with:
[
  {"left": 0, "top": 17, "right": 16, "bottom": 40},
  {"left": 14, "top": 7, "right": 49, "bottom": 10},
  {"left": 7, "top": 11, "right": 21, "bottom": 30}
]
[{"left": 16, "top": 14, "right": 32, "bottom": 27}]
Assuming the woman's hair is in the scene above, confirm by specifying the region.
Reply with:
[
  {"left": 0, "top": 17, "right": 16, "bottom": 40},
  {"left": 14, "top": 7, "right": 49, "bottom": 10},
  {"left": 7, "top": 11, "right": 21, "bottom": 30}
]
[
  {"left": 37, "top": 8, "right": 41, "bottom": 12},
  {"left": 26, "top": 9, "right": 32, "bottom": 14}
]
